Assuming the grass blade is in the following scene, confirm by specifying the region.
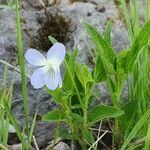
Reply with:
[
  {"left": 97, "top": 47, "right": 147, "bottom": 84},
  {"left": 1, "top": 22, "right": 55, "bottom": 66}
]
[
  {"left": 126, "top": 20, "right": 150, "bottom": 72},
  {"left": 120, "top": 0, "right": 134, "bottom": 40},
  {"left": 121, "top": 109, "right": 150, "bottom": 150},
  {"left": 29, "top": 110, "right": 38, "bottom": 145},
  {"left": 15, "top": 0, "right": 29, "bottom": 135},
  {"left": 144, "top": 120, "right": 150, "bottom": 149},
  {"left": 3, "top": 98, "right": 22, "bottom": 142}
]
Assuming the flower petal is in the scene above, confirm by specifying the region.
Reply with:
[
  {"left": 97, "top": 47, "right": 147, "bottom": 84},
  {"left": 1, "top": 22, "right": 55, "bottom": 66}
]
[
  {"left": 47, "top": 43, "right": 66, "bottom": 65},
  {"left": 25, "top": 49, "right": 46, "bottom": 66},
  {"left": 31, "top": 68, "right": 45, "bottom": 89},
  {"left": 44, "top": 68, "right": 62, "bottom": 90},
  {"left": 58, "top": 69, "right": 62, "bottom": 88}
]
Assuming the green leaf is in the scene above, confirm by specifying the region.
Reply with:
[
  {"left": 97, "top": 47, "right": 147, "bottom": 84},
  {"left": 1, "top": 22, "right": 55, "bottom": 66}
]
[
  {"left": 46, "top": 88, "right": 62, "bottom": 104},
  {"left": 70, "top": 113, "right": 84, "bottom": 123},
  {"left": 75, "top": 63, "right": 94, "bottom": 87},
  {"left": 43, "top": 109, "right": 66, "bottom": 122},
  {"left": 92, "top": 56, "right": 106, "bottom": 82},
  {"left": 121, "top": 109, "right": 150, "bottom": 150},
  {"left": 88, "top": 105, "right": 124, "bottom": 125},
  {"left": 29, "top": 110, "right": 38, "bottom": 146},
  {"left": 119, "top": 101, "right": 137, "bottom": 136},
  {"left": 145, "top": 121, "right": 150, "bottom": 149},
  {"left": 84, "top": 22, "right": 115, "bottom": 73},
  {"left": 126, "top": 20, "right": 150, "bottom": 72},
  {"left": 59, "top": 129, "right": 72, "bottom": 140},
  {"left": 3, "top": 99, "right": 22, "bottom": 142},
  {"left": 63, "top": 49, "right": 78, "bottom": 91},
  {"left": 103, "top": 21, "right": 112, "bottom": 44},
  {"left": 71, "top": 104, "right": 82, "bottom": 109},
  {"left": 82, "top": 128, "right": 95, "bottom": 145},
  {"left": 48, "top": 35, "right": 58, "bottom": 44},
  {"left": 117, "top": 50, "right": 129, "bottom": 74}
]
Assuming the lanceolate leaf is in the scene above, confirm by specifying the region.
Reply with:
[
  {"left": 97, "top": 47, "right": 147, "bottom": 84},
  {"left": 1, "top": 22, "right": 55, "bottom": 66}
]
[
  {"left": 63, "top": 49, "right": 78, "bottom": 91},
  {"left": 126, "top": 20, "right": 150, "bottom": 72},
  {"left": 70, "top": 113, "right": 84, "bottom": 123},
  {"left": 119, "top": 101, "right": 137, "bottom": 136},
  {"left": 75, "top": 63, "right": 93, "bottom": 87},
  {"left": 82, "top": 127, "right": 95, "bottom": 145},
  {"left": 48, "top": 35, "right": 58, "bottom": 44},
  {"left": 103, "top": 21, "right": 112, "bottom": 45},
  {"left": 43, "top": 109, "right": 66, "bottom": 122},
  {"left": 88, "top": 105, "right": 124, "bottom": 125},
  {"left": 84, "top": 22, "right": 115, "bottom": 65},
  {"left": 92, "top": 56, "right": 106, "bottom": 82}
]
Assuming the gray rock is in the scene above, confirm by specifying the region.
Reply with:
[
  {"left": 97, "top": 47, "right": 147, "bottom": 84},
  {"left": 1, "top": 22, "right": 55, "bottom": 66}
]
[
  {"left": 45, "top": 138, "right": 70, "bottom": 150},
  {"left": 53, "top": 142, "right": 70, "bottom": 150},
  {"left": 12, "top": 82, "right": 60, "bottom": 147},
  {"left": 45, "top": 138, "right": 68, "bottom": 150}
]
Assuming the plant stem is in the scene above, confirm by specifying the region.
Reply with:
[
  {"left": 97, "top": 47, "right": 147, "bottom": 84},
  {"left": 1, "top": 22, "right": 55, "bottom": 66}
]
[
  {"left": 15, "top": 0, "right": 29, "bottom": 141},
  {"left": 52, "top": 114, "right": 61, "bottom": 150},
  {"left": 83, "top": 86, "right": 88, "bottom": 127}
]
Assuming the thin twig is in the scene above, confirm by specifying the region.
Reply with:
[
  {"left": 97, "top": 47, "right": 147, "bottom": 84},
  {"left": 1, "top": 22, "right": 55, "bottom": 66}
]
[
  {"left": 95, "top": 121, "right": 102, "bottom": 149},
  {"left": 0, "top": 59, "right": 20, "bottom": 74},
  {"left": 38, "top": 0, "right": 46, "bottom": 8},
  {"left": 130, "top": 137, "right": 147, "bottom": 145},
  {"left": 0, "top": 59, "right": 30, "bottom": 78},
  {"left": 99, "top": 140, "right": 110, "bottom": 150},
  {"left": 0, "top": 143, "right": 8, "bottom": 150},
  {"left": 89, "top": 128, "right": 112, "bottom": 133},
  {"left": 88, "top": 130, "right": 108, "bottom": 150},
  {"left": 33, "top": 135, "right": 40, "bottom": 150}
]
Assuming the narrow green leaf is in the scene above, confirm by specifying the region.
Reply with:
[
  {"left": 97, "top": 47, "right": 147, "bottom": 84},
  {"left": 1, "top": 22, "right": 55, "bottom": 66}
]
[
  {"left": 3, "top": 99, "right": 22, "bottom": 142},
  {"left": 145, "top": 120, "right": 150, "bottom": 149},
  {"left": 59, "top": 129, "right": 71, "bottom": 140},
  {"left": 92, "top": 56, "right": 106, "bottom": 82},
  {"left": 119, "top": 101, "right": 137, "bottom": 137},
  {"left": 126, "top": 20, "right": 150, "bottom": 71},
  {"left": 121, "top": 109, "right": 150, "bottom": 150},
  {"left": 28, "top": 110, "right": 38, "bottom": 145},
  {"left": 117, "top": 50, "right": 129, "bottom": 74},
  {"left": 15, "top": 0, "right": 29, "bottom": 135},
  {"left": 84, "top": 22, "right": 115, "bottom": 66},
  {"left": 43, "top": 109, "right": 66, "bottom": 122},
  {"left": 3, "top": 83, "right": 13, "bottom": 146},
  {"left": 63, "top": 49, "right": 78, "bottom": 91},
  {"left": 75, "top": 63, "right": 93, "bottom": 87},
  {"left": 48, "top": 35, "right": 58, "bottom": 44},
  {"left": 88, "top": 105, "right": 124, "bottom": 125},
  {"left": 82, "top": 128, "right": 94, "bottom": 145},
  {"left": 103, "top": 21, "right": 112, "bottom": 44},
  {"left": 46, "top": 88, "right": 62, "bottom": 104},
  {"left": 70, "top": 113, "right": 84, "bottom": 123}
]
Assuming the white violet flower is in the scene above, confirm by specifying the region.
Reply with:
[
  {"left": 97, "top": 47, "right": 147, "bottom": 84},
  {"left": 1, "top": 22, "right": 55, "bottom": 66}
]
[{"left": 25, "top": 42, "right": 66, "bottom": 90}]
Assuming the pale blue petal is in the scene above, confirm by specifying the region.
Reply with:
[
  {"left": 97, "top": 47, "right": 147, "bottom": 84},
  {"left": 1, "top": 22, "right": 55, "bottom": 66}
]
[
  {"left": 25, "top": 49, "right": 46, "bottom": 66},
  {"left": 58, "top": 69, "right": 62, "bottom": 88},
  {"left": 47, "top": 43, "right": 66, "bottom": 65},
  {"left": 44, "top": 68, "right": 62, "bottom": 90},
  {"left": 31, "top": 68, "right": 45, "bottom": 89}
]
